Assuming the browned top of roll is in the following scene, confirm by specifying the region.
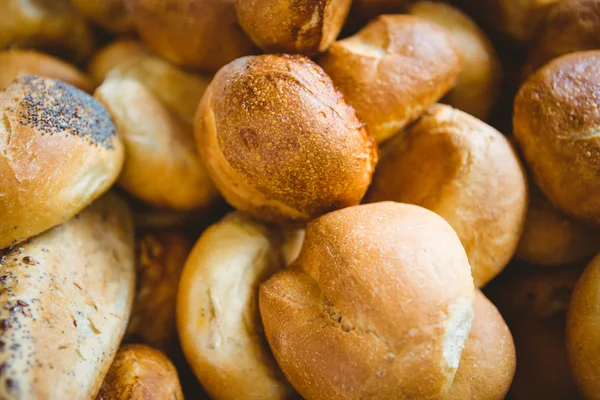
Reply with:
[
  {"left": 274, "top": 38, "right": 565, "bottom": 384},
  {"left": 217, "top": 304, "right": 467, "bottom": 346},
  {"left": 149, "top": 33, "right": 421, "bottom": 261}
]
[{"left": 87, "top": 39, "right": 149, "bottom": 86}]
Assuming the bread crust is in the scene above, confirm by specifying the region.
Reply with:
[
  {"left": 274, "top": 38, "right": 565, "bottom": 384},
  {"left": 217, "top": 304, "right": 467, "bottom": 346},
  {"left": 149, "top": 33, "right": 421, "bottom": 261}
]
[
  {"left": 71, "top": 0, "right": 134, "bottom": 34},
  {"left": 87, "top": 40, "right": 149, "bottom": 86}
]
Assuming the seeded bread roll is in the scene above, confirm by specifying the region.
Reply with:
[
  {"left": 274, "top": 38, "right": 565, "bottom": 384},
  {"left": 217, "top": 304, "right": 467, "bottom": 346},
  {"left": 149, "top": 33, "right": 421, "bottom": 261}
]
[
  {"left": 0, "top": 76, "right": 124, "bottom": 249},
  {"left": 260, "top": 202, "right": 475, "bottom": 400},
  {"left": 96, "top": 344, "right": 183, "bottom": 400},
  {"left": 0, "top": 192, "right": 135, "bottom": 400},
  {"left": 195, "top": 54, "right": 377, "bottom": 225},
  {"left": 87, "top": 39, "right": 149, "bottom": 85},
  {"left": 514, "top": 51, "right": 600, "bottom": 225},
  {"left": 70, "top": 0, "right": 134, "bottom": 34},
  {"left": 318, "top": 15, "right": 461, "bottom": 144},
  {"left": 0, "top": 49, "right": 93, "bottom": 92}
]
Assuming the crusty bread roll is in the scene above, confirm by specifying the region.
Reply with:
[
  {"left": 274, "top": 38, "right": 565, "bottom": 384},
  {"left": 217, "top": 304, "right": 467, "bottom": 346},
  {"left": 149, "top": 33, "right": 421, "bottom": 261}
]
[
  {"left": 96, "top": 344, "right": 183, "bottom": 400},
  {"left": 126, "top": 233, "right": 192, "bottom": 356},
  {"left": 1, "top": 0, "right": 95, "bottom": 63},
  {"left": 516, "top": 184, "right": 600, "bottom": 266},
  {"left": 195, "top": 54, "right": 377, "bottom": 225},
  {"left": 260, "top": 202, "right": 475, "bottom": 400},
  {"left": 0, "top": 76, "right": 124, "bottom": 249},
  {"left": 0, "top": 192, "right": 135, "bottom": 399},
  {"left": 514, "top": 51, "right": 600, "bottom": 225},
  {"left": 125, "top": 0, "right": 256, "bottom": 72},
  {"left": 95, "top": 56, "right": 218, "bottom": 211},
  {"left": 177, "top": 212, "right": 294, "bottom": 400},
  {"left": 318, "top": 15, "right": 461, "bottom": 144},
  {"left": 407, "top": 2, "right": 502, "bottom": 121},
  {"left": 0, "top": 49, "right": 93, "bottom": 92},
  {"left": 70, "top": 0, "right": 134, "bottom": 34},
  {"left": 87, "top": 39, "right": 149, "bottom": 85},
  {"left": 235, "top": 0, "right": 351, "bottom": 56},
  {"left": 366, "top": 105, "right": 527, "bottom": 287}
]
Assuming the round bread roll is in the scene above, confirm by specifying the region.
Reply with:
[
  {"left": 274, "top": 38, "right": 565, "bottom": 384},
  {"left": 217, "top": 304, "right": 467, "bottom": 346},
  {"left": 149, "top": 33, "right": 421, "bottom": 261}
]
[
  {"left": 70, "top": 0, "right": 134, "bottom": 34},
  {"left": 126, "top": 233, "right": 192, "bottom": 356},
  {"left": 1, "top": 0, "right": 95, "bottom": 63},
  {"left": 96, "top": 344, "right": 183, "bottom": 400},
  {"left": 235, "top": 0, "right": 351, "bottom": 56},
  {"left": 514, "top": 51, "right": 600, "bottom": 225},
  {"left": 407, "top": 2, "right": 502, "bottom": 121},
  {"left": 195, "top": 54, "right": 377, "bottom": 225},
  {"left": 318, "top": 15, "right": 461, "bottom": 143},
  {"left": 524, "top": 0, "right": 600, "bottom": 78},
  {"left": 95, "top": 56, "right": 218, "bottom": 211},
  {"left": 87, "top": 39, "right": 149, "bottom": 85},
  {"left": 0, "top": 192, "right": 135, "bottom": 399},
  {"left": 0, "top": 76, "right": 124, "bottom": 249},
  {"left": 345, "top": 0, "right": 407, "bottom": 31},
  {"left": 0, "top": 49, "right": 93, "bottom": 92},
  {"left": 366, "top": 104, "right": 527, "bottom": 287},
  {"left": 260, "top": 202, "right": 475, "bottom": 400},
  {"left": 516, "top": 184, "right": 600, "bottom": 266},
  {"left": 177, "top": 212, "right": 294, "bottom": 400},
  {"left": 125, "top": 0, "right": 256, "bottom": 72}
]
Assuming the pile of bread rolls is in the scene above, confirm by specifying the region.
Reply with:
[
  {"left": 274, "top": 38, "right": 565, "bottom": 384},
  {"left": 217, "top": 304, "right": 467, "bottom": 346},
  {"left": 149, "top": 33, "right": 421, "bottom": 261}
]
[{"left": 1, "top": 0, "right": 599, "bottom": 399}]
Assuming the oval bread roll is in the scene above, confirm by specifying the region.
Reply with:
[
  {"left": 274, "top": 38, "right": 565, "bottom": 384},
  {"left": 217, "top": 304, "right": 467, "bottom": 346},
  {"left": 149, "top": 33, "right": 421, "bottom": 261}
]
[
  {"left": 0, "top": 76, "right": 124, "bottom": 249},
  {"left": 87, "top": 40, "right": 149, "bottom": 86},
  {"left": 70, "top": 0, "right": 134, "bottom": 34},
  {"left": 0, "top": 192, "right": 135, "bottom": 399}
]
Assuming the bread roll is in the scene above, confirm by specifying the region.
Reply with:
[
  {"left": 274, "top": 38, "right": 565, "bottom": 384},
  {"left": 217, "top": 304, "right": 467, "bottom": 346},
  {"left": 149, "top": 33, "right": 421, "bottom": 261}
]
[
  {"left": 95, "top": 56, "right": 218, "bottom": 211},
  {"left": 260, "top": 202, "right": 475, "bottom": 400},
  {"left": 0, "top": 76, "right": 124, "bottom": 249},
  {"left": 126, "top": 233, "right": 192, "bottom": 356},
  {"left": 87, "top": 39, "right": 149, "bottom": 85},
  {"left": 514, "top": 51, "right": 600, "bottom": 225},
  {"left": 0, "top": 192, "right": 135, "bottom": 399},
  {"left": 0, "top": 49, "right": 93, "bottom": 92},
  {"left": 96, "top": 344, "right": 183, "bottom": 400},
  {"left": 235, "top": 0, "right": 351, "bottom": 56},
  {"left": 516, "top": 184, "right": 600, "bottom": 266},
  {"left": 366, "top": 105, "right": 527, "bottom": 287},
  {"left": 407, "top": 2, "right": 501, "bottom": 121},
  {"left": 177, "top": 212, "right": 294, "bottom": 400},
  {"left": 1, "top": 0, "right": 95, "bottom": 63},
  {"left": 318, "top": 15, "right": 461, "bottom": 144},
  {"left": 125, "top": 0, "right": 256, "bottom": 72},
  {"left": 195, "top": 54, "right": 377, "bottom": 225},
  {"left": 70, "top": 0, "right": 133, "bottom": 34}
]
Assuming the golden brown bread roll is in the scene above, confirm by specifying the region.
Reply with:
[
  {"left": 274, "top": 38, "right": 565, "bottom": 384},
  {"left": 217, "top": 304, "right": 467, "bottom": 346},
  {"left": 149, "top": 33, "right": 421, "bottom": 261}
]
[
  {"left": 177, "top": 212, "right": 294, "bottom": 400},
  {"left": 235, "top": 0, "right": 351, "bottom": 56},
  {"left": 0, "top": 49, "right": 93, "bottom": 92},
  {"left": 87, "top": 39, "right": 149, "bottom": 86},
  {"left": 96, "top": 344, "right": 183, "bottom": 400},
  {"left": 407, "top": 2, "right": 502, "bottom": 121},
  {"left": 0, "top": 76, "right": 124, "bottom": 249},
  {"left": 70, "top": 0, "right": 134, "bottom": 34},
  {"left": 318, "top": 15, "right": 461, "bottom": 144},
  {"left": 1, "top": 0, "right": 95, "bottom": 63},
  {"left": 514, "top": 50, "right": 600, "bottom": 225},
  {"left": 516, "top": 184, "right": 600, "bottom": 266},
  {"left": 0, "top": 192, "right": 135, "bottom": 400},
  {"left": 195, "top": 54, "right": 377, "bottom": 225},
  {"left": 366, "top": 105, "right": 527, "bottom": 287},
  {"left": 125, "top": 0, "right": 256, "bottom": 72},
  {"left": 260, "top": 202, "right": 475, "bottom": 400}
]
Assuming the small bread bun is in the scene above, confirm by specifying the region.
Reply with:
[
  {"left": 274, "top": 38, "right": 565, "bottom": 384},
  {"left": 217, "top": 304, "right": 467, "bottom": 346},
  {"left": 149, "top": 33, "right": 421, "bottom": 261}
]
[
  {"left": 195, "top": 54, "right": 377, "bottom": 225},
  {"left": 177, "top": 212, "right": 294, "bottom": 400},
  {"left": 125, "top": 0, "right": 256, "bottom": 72},
  {"left": 516, "top": 184, "right": 600, "bottom": 266},
  {"left": 514, "top": 51, "right": 600, "bottom": 225},
  {"left": 407, "top": 2, "right": 501, "bottom": 121},
  {"left": 1, "top": 0, "right": 95, "bottom": 63},
  {"left": 96, "top": 344, "right": 183, "bottom": 400},
  {"left": 0, "top": 76, "right": 124, "bottom": 249},
  {"left": 235, "top": 0, "right": 351, "bottom": 56},
  {"left": 0, "top": 49, "right": 93, "bottom": 92},
  {"left": 318, "top": 15, "right": 461, "bottom": 143},
  {"left": 70, "top": 0, "right": 134, "bottom": 34},
  {"left": 87, "top": 40, "right": 149, "bottom": 85},
  {"left": 524, "top": 0, "right": 600, "bottom": 78},
  {"left": 95, "top": 56, "right": 218, "bottom": 211},
  {"left": 366, "top": 105, "right": 527, "bottom": 287},
  {"left": 260, "top": 202, "right": 475, "bottom": 400},
  {"left": 126, "top": 233, "right": 192, "bottom": 356}
]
